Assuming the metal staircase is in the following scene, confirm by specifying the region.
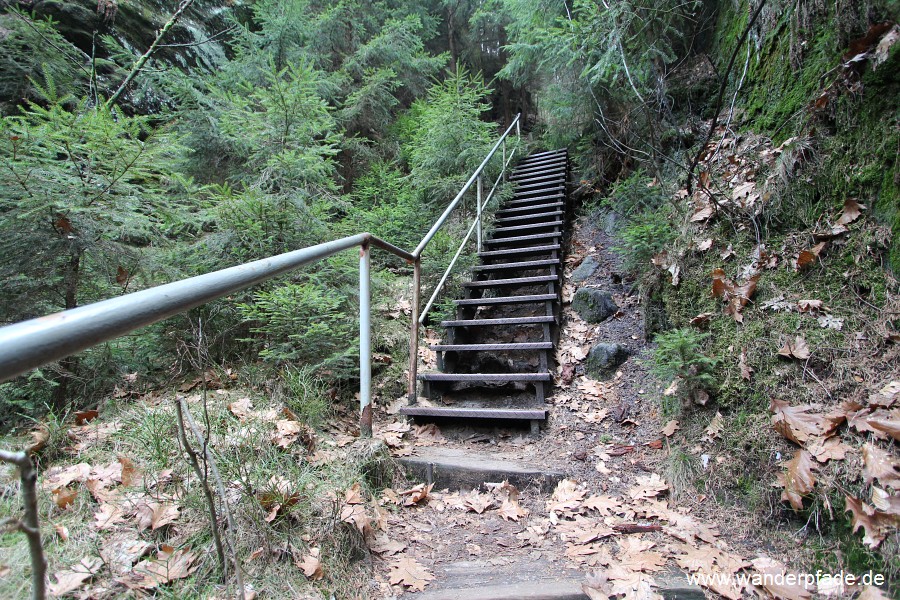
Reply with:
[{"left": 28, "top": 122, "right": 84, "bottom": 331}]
[{"left": 400, "top": 149, "right": 569, "bottom": 433}]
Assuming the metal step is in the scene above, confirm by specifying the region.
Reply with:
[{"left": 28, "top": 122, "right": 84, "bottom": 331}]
[
  {"left": 398, "top": 406, "right": 548, "bottom": 420},
  {"left": 509, "top": 172, "right": 566, "bottom": 185},
  {"left": 516, "top": 156, "right": 566, "bottom": 169},
  {"left": 472, "top": 259, "right": 559, "bottom": 271},
  {"left": 524, "top": 149, "right": 567, "bottom": 160},
  {"left": 514, "top": 179, "right": 566, "bottom": 192},
  {"left": 512, "top": 163, "right": 566, "bottom": 177},
  {"left": 454, "top": 293, "right": 557, "bottom": 306},
  {"left": 429, "top": 342, "right": 553, "bottom": 351},
  {"left": 510, "top": 166, "right": 565, "bottom": 179},
  {"left": 440, "top": 315, "right": 556, "bottom": 327},
  {"left": 493, "top": 210, "right": 563, "bottom": 225},
  {"left": 417, "top": 372, "right": 552, "bottom": 382},
  {"left": 495, "top": 202, "right": 564, "bottom": 216},
  {"left": 506, "top": 193, "right": 565, "bottom": 212},
  {"left": 483, "top": 232, "right": 562, "bottom": 246},
  {"left": 463, "top": 275, "right": 557, "bottom": 288},
  {"left": 477, "top": 244, "right": 560, "bottom": 258},
  {"left": 492, "top": 220, "right": 563, "bottom": 234}
]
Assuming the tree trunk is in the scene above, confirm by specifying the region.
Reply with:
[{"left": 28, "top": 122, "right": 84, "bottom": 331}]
[{"left": 52, "top": 248, "right": 82, "bottom": 411}]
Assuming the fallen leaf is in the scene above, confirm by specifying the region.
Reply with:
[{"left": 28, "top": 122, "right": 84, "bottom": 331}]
[
  {"left": 739, "top": 349, "right": 753, "bottom": 380},
  {"left": 628, "top": 474, "right": 668, "bottom": 500},
  {"left": 135, "top": 501, "right": 180, "bottom": 531},
  {"left": 52, "top": 487, "right": 78, "bottom": 510},
  {"left": 704, "top": 412, "right": 724, "bottom": 440},
  {"left": 464, "top": 490, "right": 494, "bottom": 514},
  {"left": 48, "top": 557, "right": 101, "bottom": 597},
  {"left": 836, "top": 198, "right": 866, "bottom": 226},
  {"left": 661, "top": 420, "right": 679, "bottom": 437},
  {"left": 344, "top": 482, "right": 363, "bottom": 505},
  {"left": 368, "top": 532, "right": 407, "bottom": 556},
  {"left": 399, "top": 483, "right": 434, "bottom": 507},
  {"left": 123, "top": 546, "right": 199, "bottom": 589},
  {"left": 845, "top": 495, "right": 899, "bottom": 548},
  {"left": 582, "top": 495, "right": 621, "bottom": 516},
  {"left": 698, "top": 239, "right": 714, "bottom": 251},
  {"left": 858, "top": 586, "right": 892, "bottom": 600},
  {"left": 862, "top": 443, "right": 900, "bottom": 489},
  {"left": 94, "top": 503, "right": 125, "bottom": 530},
  {"left": 119, "top": 457, "right": 138, "bottom": 487},
  {"left": 388, "top": 556, "right": 434, "bottom": 592},
  {"left": 870, "top": 487, "right": 900, "bottom": 516},
  {"left": 775, "top": 449, "right": 817, "bottom": 510},
  {"left": 28, "top": 424, "right": 50, "bottom": 454},
  {"left": 340, "top": 503, "right": 371, "bottom": 535},
  {"left": 297, "top": 547, "right": 324, "bottom": 580},
  {"left": 548, "top": 479, "right": 587, "bottom": 516},
  {"left": 770, "top": 399, "right": 828, "bottom": 444},
  {"left": 54, "top": 525, "right": 69, "bottom": 541},
  {"left": 711, "top": 268, "right": 760, "bottom": 323},
  {"left": 869, "top": 416, "right": 900, "bottom": 442},
  {"left": 870, "top": 381, "right": 900, "bottom": 408},
  {"left": 497, "top": 498, "right": 528, "bottom": 522},
  {"left": 100, "top": 534, "right": 152, "bottom": 574},
  {"left": 228, "top": 398, "right": 253, "bottom": 421},
  {"left": 796, "top": 241, "right": 827, "bottom": 271},
  {"left": 74, "top": 410, "right": 99, "bottom": 425},
  {"left": 777, "top": 336, "right": 811, "bottom": 360},
  {"left": 689, "top": 312, "right": 713, "bottom": 328},
  {"left": 751, "top": 556, "right": 813, "bottom": 600},
  {"left": 807, "top": 436, "right": 851, "bottom": 463}
]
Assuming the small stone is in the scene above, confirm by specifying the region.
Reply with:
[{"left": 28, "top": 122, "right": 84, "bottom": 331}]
[
  {"left": 571, "top": 288, "right": 618, "bottom": 323},
  {"left": 571, "top": 256, "right": 599, "bottom": 283},
  {"left": 584, "top": 343, "right": 630, "bottom": 379}
]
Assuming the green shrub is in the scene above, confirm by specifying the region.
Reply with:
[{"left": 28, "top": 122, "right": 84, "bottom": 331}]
[
  {"left": 651, "top": 328, "right": 716, "bottom": 405},
  {"left": 616, "top": 210, "right": 676, "bottom": 273},
  {"left": 238, "top": 282, "right": 355, "bottom": 371}
]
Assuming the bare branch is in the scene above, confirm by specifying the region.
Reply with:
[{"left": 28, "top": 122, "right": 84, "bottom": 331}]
[
  {"left": 0, "top": 450, "right": 47, "bottom": 600},
  {"left": 104, "top": 0, "right": 195, "bottom": 108},
  {"left": 685, "top": 0, "right": 768, "bottom": 194}
]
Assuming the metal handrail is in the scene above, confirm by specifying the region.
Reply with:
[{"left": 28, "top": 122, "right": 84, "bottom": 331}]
[
  {"left": 0, "top": 113, "right": 525, "bottom": 432},
  {"left": 405, "top": 114, "right": 522, "bottom": 402},
  {"left": 0, "top": 232, "right": 412, "bottom": 437}
]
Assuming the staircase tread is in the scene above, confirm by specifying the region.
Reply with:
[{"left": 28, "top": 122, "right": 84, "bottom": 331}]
[
  {"left": 483, "top": 232, "right": 562, "bottom": 245},
  {"left": 440, "top": 316, "right": 556, "bottom": 326},
  {"left": 477, "top": 245, "right": 561, "bottom": 257},
  {"left": 463, "top": 275, "right": 558, "bottom": 287},
  {"left": 429, "top": 342, "right": 553, "bottom": 351},
  {"left": 495, "top": 202, "right": 564, "bottom": 215},
  {"left": 493, "top": 220, "right": 563, "bottom": 233},
  {"left": 417, "top": 372, "right": 552, "bottom": 381},
  {"left": 510, "top": 167, "right": 566, "bottom": 179},
  {"left": 398, "top": 406, "right": 548, "bottom": 421},
  {"left": 473, "top": 259, "right": 559, "bottom": 270},
  {"left": 505, "top": 193, "right": 565, "bottom": 205},
  {"left": 514, "top": 180, "right": 566, "bottom": 190},
  {"left": 454, "top": 293, "right": 557, "bottom": 305},
  {"left": 493, "top": 211, "right": 563, "bottom": 224}
]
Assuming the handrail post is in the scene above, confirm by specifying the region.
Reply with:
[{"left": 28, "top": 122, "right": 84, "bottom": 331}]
[
  {"left": 502, "top": 139, "right": 507, "bottom": 182},
  {"left": 476, "top": 175, "right": 483, "bottom": 252},
  {"left": 359, "top": 242, "right": 372, "bottom": 437},
  {"left": 408, "top": 258, "right": 421, "bottom": 404}
]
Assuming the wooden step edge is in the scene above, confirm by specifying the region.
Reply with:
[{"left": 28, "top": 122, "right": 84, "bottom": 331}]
[
  {"left": 477, "top": 245, "right": 561, "bottom": 257},
  {"left": 495, "top": 202, "right": 565, "bottom": 215},
  {"left": 492, "top": 220, "right": 564, "bottom": 233},
  {"left": 463, "top": 276, "right": 558, "bottom": 287},
  {"left": 493, "top": 211, "right": 564, "bottom": 223},
  {"left": 417, "top": 372, "right": 552, "bottom": 381},
  {"left": 472, "top": 259, "right": 559, "bottom": 270},
  {"left": 440, "top": 316, "right": 556, "bottom": 327},
  {"left": 398, "top": 406, "right": 548, "bottom": 421},
  {"left": 483, "top": 233, "right": 562, "bottom": 245},
  {"left": 453, "top": 293, "right": 557, "bottom": 305},
  {"left": 429, "top": 342, "right": 553, "bottom": 351}
]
